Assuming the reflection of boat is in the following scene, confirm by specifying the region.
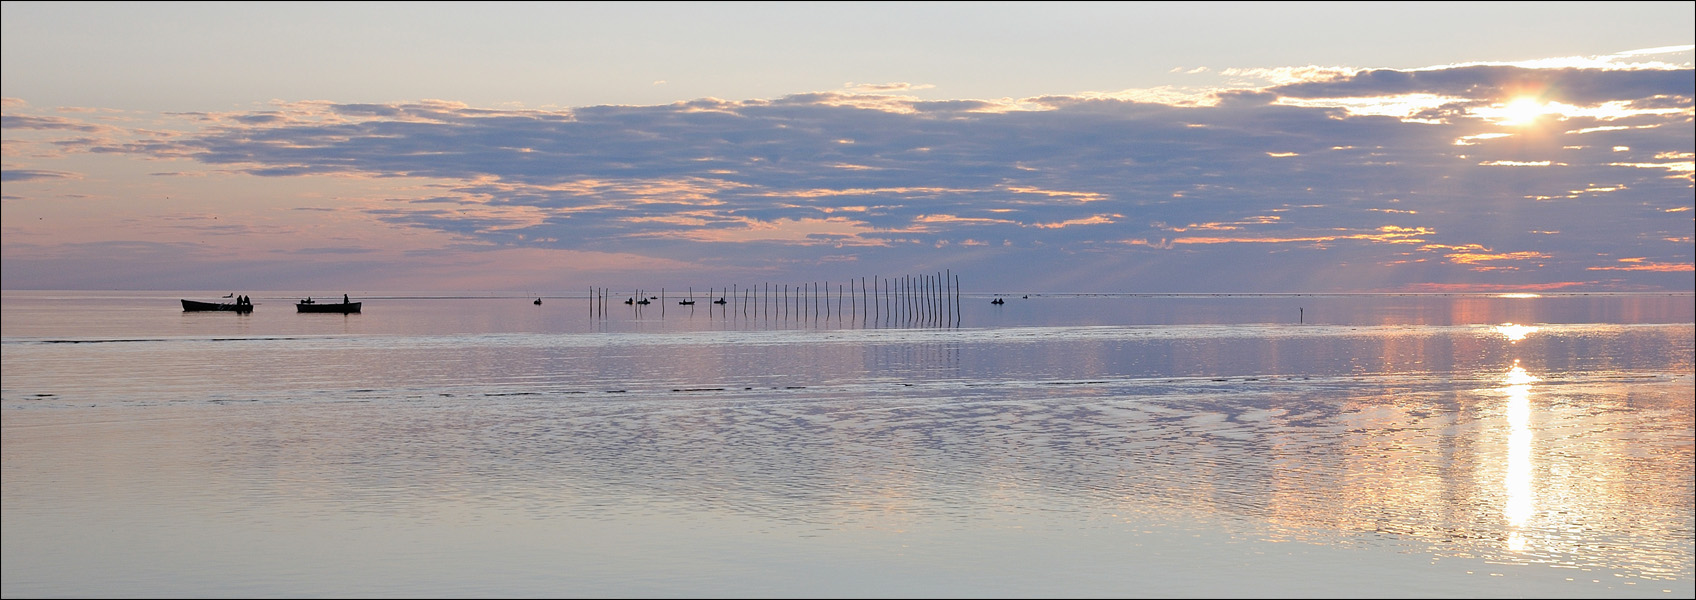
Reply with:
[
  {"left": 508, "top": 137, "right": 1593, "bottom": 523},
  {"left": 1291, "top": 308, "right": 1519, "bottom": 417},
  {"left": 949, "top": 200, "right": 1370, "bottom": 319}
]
[
  {"left": 296, "top": 300, "right": 361, "bottom": 313},
  {"left": 182, "top": 299, "right": 253, "bottom": 312}
]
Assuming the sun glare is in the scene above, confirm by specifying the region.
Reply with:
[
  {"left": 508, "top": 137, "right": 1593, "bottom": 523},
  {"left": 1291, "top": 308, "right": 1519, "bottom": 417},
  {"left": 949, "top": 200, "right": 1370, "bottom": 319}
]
[
  {"left": 1494, "top": 323, "right": 1540, "bottom": 343},
  {"left": 1503, "top": 359, "right": 1540, "bottom": 385}
]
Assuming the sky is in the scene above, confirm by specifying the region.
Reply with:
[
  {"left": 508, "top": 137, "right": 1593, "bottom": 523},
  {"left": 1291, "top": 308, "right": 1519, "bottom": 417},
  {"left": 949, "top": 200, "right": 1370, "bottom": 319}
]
[{"left": 3, "top": 1, "right": 1692, "bottom": 294}]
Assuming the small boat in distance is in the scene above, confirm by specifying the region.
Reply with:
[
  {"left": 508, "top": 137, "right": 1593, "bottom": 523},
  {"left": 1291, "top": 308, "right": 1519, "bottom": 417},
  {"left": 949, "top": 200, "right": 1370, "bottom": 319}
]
[
  {"left": 182, "top": 299, "right": 253, "bottom": 312},
  {"left": 296, "top": 296, "right": 361, "bottom": 313}
]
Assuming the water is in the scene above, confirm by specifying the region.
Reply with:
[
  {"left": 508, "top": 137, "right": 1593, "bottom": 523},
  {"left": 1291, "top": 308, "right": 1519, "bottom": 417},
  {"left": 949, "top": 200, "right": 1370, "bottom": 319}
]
[{"left": 4, "top": 291, "right": 1692, "bottom": 598}]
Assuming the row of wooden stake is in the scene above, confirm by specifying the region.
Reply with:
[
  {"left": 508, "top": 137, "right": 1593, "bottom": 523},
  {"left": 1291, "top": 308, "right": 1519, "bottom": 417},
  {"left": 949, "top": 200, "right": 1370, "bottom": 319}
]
[{"left": 589, "top": 270, "right": 963, "bottom": 327}]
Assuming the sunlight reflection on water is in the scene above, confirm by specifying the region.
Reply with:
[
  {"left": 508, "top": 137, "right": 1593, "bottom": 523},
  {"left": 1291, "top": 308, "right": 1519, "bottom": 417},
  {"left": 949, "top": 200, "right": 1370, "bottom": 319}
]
[{"left": 3, "top": 292, "right": 1692, "bottom": 597}]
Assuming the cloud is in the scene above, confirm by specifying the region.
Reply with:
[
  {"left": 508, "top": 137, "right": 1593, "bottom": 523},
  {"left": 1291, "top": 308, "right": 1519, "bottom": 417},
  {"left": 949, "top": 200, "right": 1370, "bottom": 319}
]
[
  {"left": 843, "top": 82, "right": 936, "bottom": 93},
  {"left": 1, "top": 168, "right": 78, "bottom": 182},
  {"left": 2, "top": 114, "right": 111, "bottom": 132},
  {"left": 1269, "top": 64, "right": 1695, "bottom": 107},
  {"left": 6, "top": 59, "right": 1693, "bottom": 292}
]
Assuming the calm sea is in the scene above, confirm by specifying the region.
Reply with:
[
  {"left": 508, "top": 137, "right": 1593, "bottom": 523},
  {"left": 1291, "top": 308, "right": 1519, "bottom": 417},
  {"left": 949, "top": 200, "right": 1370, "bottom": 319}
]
[{"left": 3, "top": 290, "right": 1692, "bottom": 598}]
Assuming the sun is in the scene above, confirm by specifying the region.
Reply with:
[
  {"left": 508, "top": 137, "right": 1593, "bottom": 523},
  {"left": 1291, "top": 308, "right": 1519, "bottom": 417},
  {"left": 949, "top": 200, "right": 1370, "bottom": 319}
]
[{"left": 1496, "top": 97, "right": 1547, "bottom": 126}]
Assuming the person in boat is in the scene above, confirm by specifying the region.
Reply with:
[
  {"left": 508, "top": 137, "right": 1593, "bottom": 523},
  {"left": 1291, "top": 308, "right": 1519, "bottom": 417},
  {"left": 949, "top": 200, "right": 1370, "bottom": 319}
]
[
  {"left": 303, "top": 297, "right": 314, "bottom": 304},
  {"left": 343, "top": 294, "right": 350, "bottom": 304}
]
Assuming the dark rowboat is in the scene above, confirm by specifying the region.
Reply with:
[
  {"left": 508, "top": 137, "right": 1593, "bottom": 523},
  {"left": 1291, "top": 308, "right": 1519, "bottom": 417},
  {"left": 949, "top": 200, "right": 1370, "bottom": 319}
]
[
  {"left": 182, "top": 299, "right": 253, "bottom": 312},
  {"left": 297, "top": 300, "right": 361, "bottom": 313}
]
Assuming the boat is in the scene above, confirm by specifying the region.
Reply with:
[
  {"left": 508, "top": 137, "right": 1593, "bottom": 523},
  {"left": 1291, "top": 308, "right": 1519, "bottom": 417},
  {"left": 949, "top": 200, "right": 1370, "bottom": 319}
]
[
  {"left": 182, "top": 299, "right": 253, "bottom": 312},
  {"left": 296, "top": 299, "right": 361, "bottom": 313}
]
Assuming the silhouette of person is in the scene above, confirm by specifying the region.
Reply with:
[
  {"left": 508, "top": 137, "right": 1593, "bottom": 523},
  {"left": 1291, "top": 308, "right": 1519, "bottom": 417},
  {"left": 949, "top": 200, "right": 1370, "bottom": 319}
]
[{"left": 343, "top": 294, "right": 350, "bottom": 304}]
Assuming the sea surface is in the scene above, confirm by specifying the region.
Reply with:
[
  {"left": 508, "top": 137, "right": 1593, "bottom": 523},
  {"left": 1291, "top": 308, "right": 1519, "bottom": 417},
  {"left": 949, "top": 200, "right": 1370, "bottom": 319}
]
[{"left": 3, "top": 290, "right": 1692, "bottom": 598}]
